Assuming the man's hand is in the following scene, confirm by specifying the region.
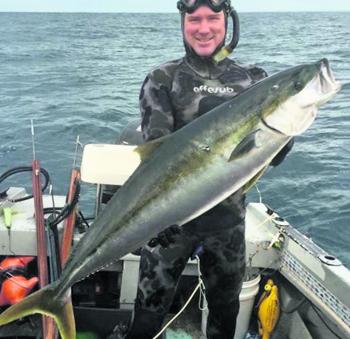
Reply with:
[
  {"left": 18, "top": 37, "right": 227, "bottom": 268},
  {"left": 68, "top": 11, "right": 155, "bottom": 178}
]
[
  {"left": 148, "top": 225, "right": 181, "bottom": 248},
  {"left": 270, "top": 138, "right": 294, "bottom": 167}
]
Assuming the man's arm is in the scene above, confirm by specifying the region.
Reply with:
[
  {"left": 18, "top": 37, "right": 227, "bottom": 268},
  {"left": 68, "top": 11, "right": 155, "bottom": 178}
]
[
  {"left": 247, "top": 64, "right": 268, "bottom": 82},
  {"left": 139, "top": 69, "right": 180, "bottom": 248},
  {"left": 270, "top": 138, "right": 294, "bottom": 167},
  {"left": 139, "top": 70, "right": 175, "bottom": 141}
]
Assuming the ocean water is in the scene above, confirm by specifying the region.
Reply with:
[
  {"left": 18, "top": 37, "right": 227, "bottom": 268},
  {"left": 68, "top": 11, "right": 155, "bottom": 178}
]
[{"left": 0, "top": 12, "right": 349, "bottom": 267}]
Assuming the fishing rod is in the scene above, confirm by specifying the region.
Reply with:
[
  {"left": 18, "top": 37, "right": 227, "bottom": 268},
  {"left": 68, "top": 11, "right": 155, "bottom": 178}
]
[
  {"left": 60, "top": 136, "right": 82, "bottom": 268},
  {"left": 30, "top": 120, "right": 54, "bottom": 339}
]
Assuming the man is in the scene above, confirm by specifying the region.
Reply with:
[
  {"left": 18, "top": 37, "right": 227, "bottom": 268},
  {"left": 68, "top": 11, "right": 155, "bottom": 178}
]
[{"left": 113, "top": 1, "right": 292, "bottom": 338}]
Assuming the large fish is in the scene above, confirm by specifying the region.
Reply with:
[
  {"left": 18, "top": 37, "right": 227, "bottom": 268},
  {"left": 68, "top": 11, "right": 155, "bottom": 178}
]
[{"left": 0, "top": 59, "right": 341, "bottom": 338}]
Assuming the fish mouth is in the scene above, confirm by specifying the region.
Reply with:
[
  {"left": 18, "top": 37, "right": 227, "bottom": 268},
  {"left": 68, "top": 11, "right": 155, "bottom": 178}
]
[
  {"left": 289, "top": 58, "right": 341, "bottom": 124},
  {"left": 317, "top": 58, "right": 342, "bottom": 104},
  {"left": 292, "top": 59, "right": 342, "bottom": 134},
  {"left": 304, "top": 58, "right": 342, "bottom": 108}
]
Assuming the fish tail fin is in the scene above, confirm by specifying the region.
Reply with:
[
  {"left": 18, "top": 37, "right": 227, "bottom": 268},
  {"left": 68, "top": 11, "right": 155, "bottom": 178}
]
[
  {"left": 54, "top": 296, "right": 75, "bottom": 339},
  {"left": 0, "top": 283, "right": 75, "bottom": 339}
]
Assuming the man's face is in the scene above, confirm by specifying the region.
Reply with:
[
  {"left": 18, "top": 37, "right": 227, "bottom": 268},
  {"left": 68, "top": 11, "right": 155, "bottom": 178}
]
[{"left": 184, "top": 6, "right": 226, "bottom": 57}]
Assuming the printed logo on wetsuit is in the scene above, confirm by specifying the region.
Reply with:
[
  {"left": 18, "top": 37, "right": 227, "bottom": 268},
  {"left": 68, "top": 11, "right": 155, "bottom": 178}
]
[{"left": 193, "top": 85, "right": 235, "bottom": 94}]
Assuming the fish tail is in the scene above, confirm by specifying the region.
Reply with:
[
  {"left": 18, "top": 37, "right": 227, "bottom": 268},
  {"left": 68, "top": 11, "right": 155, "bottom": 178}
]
[{"left": 0, "top": 283, "right": 75, "bottom": 339}]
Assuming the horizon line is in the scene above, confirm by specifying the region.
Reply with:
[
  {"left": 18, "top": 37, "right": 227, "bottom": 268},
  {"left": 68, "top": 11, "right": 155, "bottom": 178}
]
[{"left": 0, "top": 10, "right": 349, "bottom": 14}]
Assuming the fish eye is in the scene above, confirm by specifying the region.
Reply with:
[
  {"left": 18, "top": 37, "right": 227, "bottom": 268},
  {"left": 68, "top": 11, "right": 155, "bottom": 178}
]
[{"left": 294, "top": 81, "right": 304, "bottom": 91}]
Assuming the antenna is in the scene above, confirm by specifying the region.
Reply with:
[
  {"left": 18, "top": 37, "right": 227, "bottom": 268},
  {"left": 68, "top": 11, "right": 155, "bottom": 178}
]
[
  {"left": 73, "top": 135, "right": 81, "bottom": 169},
  {"left": 30, "top": 119, "right": 36, "bottom": 161}
]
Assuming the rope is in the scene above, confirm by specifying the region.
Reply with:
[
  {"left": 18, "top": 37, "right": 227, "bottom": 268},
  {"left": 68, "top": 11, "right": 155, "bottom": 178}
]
[{"left": 152, "top": 255, "right": 206, "bottom": 339}]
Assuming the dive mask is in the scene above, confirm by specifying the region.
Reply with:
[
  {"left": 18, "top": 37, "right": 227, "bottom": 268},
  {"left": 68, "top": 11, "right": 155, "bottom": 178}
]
[{"left": 177, "top": 0, "right": 231, "bottom": 14}]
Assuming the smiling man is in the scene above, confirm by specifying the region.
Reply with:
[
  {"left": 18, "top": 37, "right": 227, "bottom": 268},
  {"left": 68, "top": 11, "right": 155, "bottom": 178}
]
[{"left": 110, "top": 1, "right": 293, "bottom": 338}]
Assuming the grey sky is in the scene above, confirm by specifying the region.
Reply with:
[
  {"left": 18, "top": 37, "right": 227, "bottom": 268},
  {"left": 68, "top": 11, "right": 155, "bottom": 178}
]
[{"left": 0, "top": 0, "right": 349, "bottom": 13}]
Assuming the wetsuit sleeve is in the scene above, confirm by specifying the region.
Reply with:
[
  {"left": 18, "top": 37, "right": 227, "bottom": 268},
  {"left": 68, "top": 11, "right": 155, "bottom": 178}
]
[
  {"left": 139, "top": 71, "right": 175, "bottom": 142},
  {"left": 270, "top": 138, "right": 294, "bottom": 167}
]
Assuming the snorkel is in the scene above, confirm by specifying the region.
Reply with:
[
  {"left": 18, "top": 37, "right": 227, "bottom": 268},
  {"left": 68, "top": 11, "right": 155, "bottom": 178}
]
[
  {"left": 212, "top": 6, "right": 239, "bottom": 62},
  {"left": 177, "top": 0, "right": 240, "bottom": 63}
]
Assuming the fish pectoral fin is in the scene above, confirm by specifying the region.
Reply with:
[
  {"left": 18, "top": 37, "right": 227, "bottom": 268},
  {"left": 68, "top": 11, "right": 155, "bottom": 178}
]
[
  {"left": 0, "top": 284, "right": 76, "bottom": 339},
  {"left": 229, "top": 129, "right": 261, "bottom": 161}
]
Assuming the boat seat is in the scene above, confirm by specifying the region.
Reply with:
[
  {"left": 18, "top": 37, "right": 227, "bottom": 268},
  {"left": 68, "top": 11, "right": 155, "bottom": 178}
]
[
  {"left": 81, "top": 120, "right": 143, "bottom": 209},
  {"left": 80, "top": 143, "right": 140, "bottom": 186}
]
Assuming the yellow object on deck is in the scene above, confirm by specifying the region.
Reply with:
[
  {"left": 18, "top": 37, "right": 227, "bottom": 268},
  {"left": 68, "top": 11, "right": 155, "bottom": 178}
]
[
  {"left": 257, "top": 279, "right": 280, "bottom": 339},
  {"left": 3, "top": 207, "right": 13, "bottom": 229}
]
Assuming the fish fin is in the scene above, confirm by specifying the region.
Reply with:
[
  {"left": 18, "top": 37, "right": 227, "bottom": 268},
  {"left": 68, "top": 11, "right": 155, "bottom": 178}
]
[
  {"left": 54, "top": 297, "right": 75, "bottom": 339},
  {"left": 135, "top": 134, "right": 171, "bottom": 160},
  {"left": 0, "top": 284, "right": 75, "bottom": 339},
  {"left": 229, "top": 130, "right": 261, "bottom": 161},
  {"left": 242, "top": 166, "right": 269, "bottom": 193}
]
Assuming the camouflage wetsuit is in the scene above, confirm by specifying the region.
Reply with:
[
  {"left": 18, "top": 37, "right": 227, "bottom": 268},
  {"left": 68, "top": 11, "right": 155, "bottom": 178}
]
[{"left": 123, "top": 53, "right": 268, "bottom": 339}]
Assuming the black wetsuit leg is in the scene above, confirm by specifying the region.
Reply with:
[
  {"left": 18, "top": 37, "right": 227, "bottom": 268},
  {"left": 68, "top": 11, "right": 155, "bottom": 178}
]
[
  {"left": 200, "top": 222, "right": 246, "bottom": 339},
  {"left": 126, "top": 229, "right": 197, "bottom": 339},
  {"left": 126, "top": 206, "right": 246, "bottom": 339}
]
